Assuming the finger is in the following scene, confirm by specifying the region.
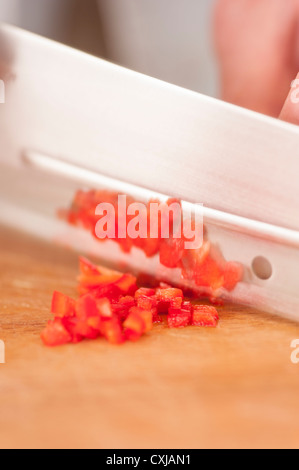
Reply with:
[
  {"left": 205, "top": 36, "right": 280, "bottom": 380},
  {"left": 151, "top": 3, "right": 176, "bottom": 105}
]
[{"left": 279, "top": 73, "right": 299, "bottom": 125}]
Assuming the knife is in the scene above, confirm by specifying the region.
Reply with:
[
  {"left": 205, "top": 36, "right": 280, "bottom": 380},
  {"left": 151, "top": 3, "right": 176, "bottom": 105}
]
[{"left": 0, "top": 23, "right": 299, "bottom": 321}]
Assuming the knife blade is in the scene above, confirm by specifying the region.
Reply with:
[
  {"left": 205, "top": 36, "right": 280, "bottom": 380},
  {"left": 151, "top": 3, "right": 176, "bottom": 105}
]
[{"left": 0, "top": 24, "right": 299, "bottom": 320}]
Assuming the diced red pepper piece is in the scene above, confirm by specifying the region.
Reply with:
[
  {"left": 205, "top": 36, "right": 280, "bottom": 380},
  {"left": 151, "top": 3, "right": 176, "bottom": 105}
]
[
  {"left": 96, "top": 297, "right": 113, "bottom": 319},
  {"left": 223, "top": 262, "right": 243, "bottom": 291},
  {"left": 181, "top": 300, "right": 192, "bottom": 308},
  {"left": 114, "top": 273, "right": 137, "bottom": 295},
  {"left": 168, "top": 300, "right": 192, "bottom": 328},
  {"left": 87, "top": 315, "right": 102, "bottom": 332},
  {"left": 66, "top": 317, "right": 99, "bottom": 340},
  {"left": 190, "top": 244, "right": 227, "bottom": 291},
  {"left": 167, "top": 311, "right": 191, "bottom": 328},
  {"left": 135, "top": 288, "right": 156, "bottom": 299},
  {"left": 79, "top": 258, "right": 125, "bottom": 288},
  {"left": 79, "top": 257, "right": 137, "bottom": 296},
  {"left": 181, "top": 300, "right": 193, "bottom": 315},
  {"left": 150, "top": 307, "right": 162, "bottom": 324},
  {"left": 112, "top": 296, "right": 135, "bottom": 321},
  {"left": 82, "top": 283, "right": 121, "bottom": 300},
  {"left": 179, "top": 241, "right": 211, "bottom": 280},
  {"left": 136, "top": 295, "right": 157, "bottom": 310},
  {"left": 155, "top": 288, "right": 183, "bottom": 302},
  {"left": 100, "top": 318, "right": 124, "bottom": 345},
  {"left": 139, "top": 311, "right": 153, "bottom": 332},
  {"left": 79, "top": 256, "right": 101, "bottom": 277},
  {"left": 129, "top": 306, "right": 153, "bottom": 333},
  {"left": 76, "top": 294, "right": 98, "bottom": 320},
  {"left": 123, "top": 310, "right": 146, "bottom": 342},
  {"left": 192, "top": 305, "right": 219, "bottom": 327},
  {"left": 51, "top": 291, "right": 76, "bottom": 318},
  {"left": 193, "top": 255, "right": 224, "bottom": 291},
  {"left": 59, "top": 317, "right": 83, "bottom": 343},
  {"left": 79, "top": 272, "right": 123, "bottom": 288},
  {"left": 170, "top": 296, "right": 183, "bottom": 309},
  {"left": 41, "top": 318, "right": 72, "bottom": 346},
  {"left": 159, "top": 236, "right": 185, "bottom": 268},
  {"left": 155, "top": 287, "right": 183, "bottom": 312},
  {"left": 143, "top": 237, "right": 161, "bottom": 258},
  {"left": 119, "top": 295, "right": 135, "bottom": 305},
  {"left": 135, "top": 287, "right": 157, "bottom": 310}
]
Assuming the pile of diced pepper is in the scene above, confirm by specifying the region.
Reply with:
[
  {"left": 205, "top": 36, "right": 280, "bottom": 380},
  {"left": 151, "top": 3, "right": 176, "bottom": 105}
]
[
  {"left": 43, "top": 190, "right": 244, "bottom": 347},
  {"left": 41, "top": 257, "right": 219, "bottom": 347},
  {"left": 60, "top": 190, "right": 243, "bottom": 293}
]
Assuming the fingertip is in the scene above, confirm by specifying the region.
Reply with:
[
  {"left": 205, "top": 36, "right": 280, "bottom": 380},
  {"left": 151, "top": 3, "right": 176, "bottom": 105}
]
[{"left": 279, "top": 72, "right": 299, "bottom": 125}]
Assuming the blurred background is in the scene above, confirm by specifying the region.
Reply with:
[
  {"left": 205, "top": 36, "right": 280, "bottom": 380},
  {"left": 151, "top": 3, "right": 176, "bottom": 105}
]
[{"left": 0, "top": 0, "right": 219, "bottom": 97}]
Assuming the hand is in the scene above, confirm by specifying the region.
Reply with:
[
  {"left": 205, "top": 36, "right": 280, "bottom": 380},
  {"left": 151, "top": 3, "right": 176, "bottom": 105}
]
[{"left": 214, "top": 0, "right": 299, "bottom": 118}]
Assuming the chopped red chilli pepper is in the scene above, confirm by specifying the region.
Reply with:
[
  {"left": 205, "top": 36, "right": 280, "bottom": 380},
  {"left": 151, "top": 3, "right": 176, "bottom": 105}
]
[
  {"left": 51, "top": 291, "right": 76, "bottom": 318},
  {"left": 60, "top": 190, "right": 244, "bottom": 296},
  {"left": 41, "top": 318, "right": 73, "bottom": 347},
  {"left": 41, "top": 258, "right": 220, "bottom": 347},
  {"left": 192, "top": 305, "right": 219, "bottom": 327}
]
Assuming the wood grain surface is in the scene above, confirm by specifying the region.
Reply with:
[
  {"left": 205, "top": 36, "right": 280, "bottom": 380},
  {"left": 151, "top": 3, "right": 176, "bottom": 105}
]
[{"left": 0, "top": 225, "right": 299, "bottom": 449}]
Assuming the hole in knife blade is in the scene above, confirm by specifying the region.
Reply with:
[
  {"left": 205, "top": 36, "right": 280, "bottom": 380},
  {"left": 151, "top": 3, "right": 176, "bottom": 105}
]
[{"left": 252, "top": 256, "right": 273, "bottom": 280}]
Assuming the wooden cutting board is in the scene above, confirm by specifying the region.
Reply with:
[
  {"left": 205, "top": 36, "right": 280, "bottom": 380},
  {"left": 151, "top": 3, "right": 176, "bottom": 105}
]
[{"left": 0, "top": 225, "right": 299, "bottom": 449}]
